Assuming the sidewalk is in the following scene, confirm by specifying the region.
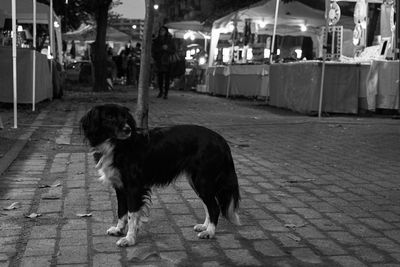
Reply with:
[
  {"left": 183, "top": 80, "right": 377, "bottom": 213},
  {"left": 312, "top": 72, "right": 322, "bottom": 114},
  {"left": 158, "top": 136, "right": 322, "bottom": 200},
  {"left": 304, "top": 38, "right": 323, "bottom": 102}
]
[{"left": 1, "top": 87, "right": 400, "bottom": 266}]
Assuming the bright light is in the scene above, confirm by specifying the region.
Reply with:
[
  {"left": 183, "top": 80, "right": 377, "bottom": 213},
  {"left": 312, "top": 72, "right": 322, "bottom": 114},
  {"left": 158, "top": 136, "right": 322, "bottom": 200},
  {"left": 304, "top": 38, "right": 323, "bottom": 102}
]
[
  {"left": 54, "top": 21, "right": 60, "bottom": 28},
  {"left": 360, "top": 20, "right": 367, "bottom": 29},
  {"left": 17, "top": 25, "right": 23, "bottom": 32},
  {"left": 154, "top": 4, "right": 159, "bottom": 10},
  {"left": 199, "top": 57, "right": 206, "bottom": 65},
  {"left": 185, "top": 50, "right": 191, "bottom": 60},
  {"left": 132, "top": 25, "right": 137, "bottom": 29},
  {"left": 259, "top": 21, "right": 267, "bottom": 28},
  {"left": 227, "top": 23, "right": 235, "bottom": 32},
  {"left": 222, "top": 48, "right": 230, "bottom": 63},
  {"left": 47, "top": 46, "right": 53, "bottom": 59},
  {"left": 264, "top": 49, "right": 271, "bottom": 58},
  {"left": 300, "top": 24, "right": 307, "bottom": 32},
  {"left": 277, "top": 49, "right": 280, "bottom": 55},
  {"left": 184, "top": 31, "right": 196, "bottom": 41},
  {"left": 295, "top": 49, "right": 302, "bottom": 59},
  {"left": 246, "top": 48, "right": 253, "bottom": 60}
]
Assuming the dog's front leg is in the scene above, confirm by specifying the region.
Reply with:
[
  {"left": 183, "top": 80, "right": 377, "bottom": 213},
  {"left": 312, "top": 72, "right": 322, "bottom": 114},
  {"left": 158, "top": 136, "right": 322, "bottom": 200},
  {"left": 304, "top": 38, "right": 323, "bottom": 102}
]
[
  {"left": 107, "top": 188, "right": 127, "bottom": 236},
  {"left": 116, "top": 189, "right": 142, "bottom": 247}
]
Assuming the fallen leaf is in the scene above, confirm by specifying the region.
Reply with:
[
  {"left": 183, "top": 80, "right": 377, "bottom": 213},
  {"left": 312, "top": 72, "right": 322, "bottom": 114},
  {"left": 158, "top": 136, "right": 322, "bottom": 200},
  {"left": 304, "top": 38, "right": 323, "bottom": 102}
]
[
  {"left": 52, "top": 182, "right": 61, "bottom": 187},
  {"left": 286, "top": 233, "right": 301, "bottom": 242},
  {"left": 76, "top": 213, "right": 92, "bottom": 217},
  {"left": 25, "top": 213, "right": 42, "bottom": 218},
  {"left": 284, "top": 223, "right": 306, "bottom": 229},
  {"left": 3, "top": 202, "right": 21, "bottom": 210}
]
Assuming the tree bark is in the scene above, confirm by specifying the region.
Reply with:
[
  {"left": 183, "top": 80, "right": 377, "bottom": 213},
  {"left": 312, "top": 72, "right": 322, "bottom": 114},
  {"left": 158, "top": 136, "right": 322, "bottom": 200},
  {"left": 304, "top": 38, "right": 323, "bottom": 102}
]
[
  {"left": 135, "top": 0, "right": 155, "bottom": 129},
  {"left": 93, "top": 0, "right": 112, "bottom": 91}
]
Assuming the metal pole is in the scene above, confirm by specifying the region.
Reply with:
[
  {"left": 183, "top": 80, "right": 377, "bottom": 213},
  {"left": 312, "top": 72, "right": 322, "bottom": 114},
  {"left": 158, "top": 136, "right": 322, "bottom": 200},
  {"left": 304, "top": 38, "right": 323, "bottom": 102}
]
[
  {"left": 318, "top": 0, "right": 330, "bottom": 119},
  {"left": 397, "top": 0, "right": 400, "bottom": 60},
  {"left": 50, "top": 0, "right": 53, "bottom": 80},
  {"left": 12, "top": 0, "right": 17, "bottom": 128},
  {"left": 270, "top": 0, "right": 280, "bottom": 62},
  {"left": 397, "top": 0, "right": 399, "bottom": 109},
  {"left": 32, "top": 0, "right": 36, "bottom": 111}
]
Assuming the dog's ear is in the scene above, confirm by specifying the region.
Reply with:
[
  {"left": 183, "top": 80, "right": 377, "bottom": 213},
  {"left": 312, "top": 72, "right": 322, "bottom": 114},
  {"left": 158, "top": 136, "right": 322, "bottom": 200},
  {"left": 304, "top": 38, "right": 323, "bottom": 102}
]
[
  {"left": 80, "top": 107, "right": 100, "bottom": 143},
  {"left": 123, "top": 107, "right": 137, "bottom": 132}
]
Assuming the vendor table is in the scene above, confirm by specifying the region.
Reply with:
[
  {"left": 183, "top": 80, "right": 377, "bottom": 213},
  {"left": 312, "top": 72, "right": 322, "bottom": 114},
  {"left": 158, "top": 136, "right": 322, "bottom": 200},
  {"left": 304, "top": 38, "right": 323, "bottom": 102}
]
[
  {"left": 0, "top": 47, "right": 52, "bottom": 104},
  {"left": 206, "top": 64, "right": 269, "bottom": 98},
  {"left": 269, "top": 61, "right": 371, "bottom": 114},
  {"left": 206, "top": 66, "right": 228, "bottom": 96},
  {"left": 366, "top": 60, "right": 399, "bottom": 111}
]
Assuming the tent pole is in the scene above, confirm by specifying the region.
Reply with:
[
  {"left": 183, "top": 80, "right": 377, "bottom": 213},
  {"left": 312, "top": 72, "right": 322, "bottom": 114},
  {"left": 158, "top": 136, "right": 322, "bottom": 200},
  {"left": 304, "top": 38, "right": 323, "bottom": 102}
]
[
  {"left": 12, "top": 0, "right": 17, "bottom": 128},
  {"left": 50, "top": 0, "right": 53, "bottom": 81},
  {"left": 318, "top": 0, "right": 330, "bottom": 120},
  {"left": 270, "top": 0, "right": 280, "bottom": 62},
  {"left": 396, "top": 0, "right": 399, "bottom": 108},
  {"left": 32, "top": 0, "right": 37, "bottom": 111}
]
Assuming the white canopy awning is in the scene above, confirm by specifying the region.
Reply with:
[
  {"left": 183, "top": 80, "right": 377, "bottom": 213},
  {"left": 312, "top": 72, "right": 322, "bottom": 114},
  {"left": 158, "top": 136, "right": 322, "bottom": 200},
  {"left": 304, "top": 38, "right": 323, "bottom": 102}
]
[
  {"left": 213, "top": 0, "right": 353, "bottom": 36},
  {"left": 63, "top": 24, "right": 131, "bottom": 42},
  {"left": 0, "top": 0, "right": 51, "bottom": 24}
]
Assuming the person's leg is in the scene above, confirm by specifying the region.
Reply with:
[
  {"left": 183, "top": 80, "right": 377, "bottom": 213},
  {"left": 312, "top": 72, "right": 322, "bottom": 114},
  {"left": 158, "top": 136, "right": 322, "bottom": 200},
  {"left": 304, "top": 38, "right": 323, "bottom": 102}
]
[
  {"left": 157, "top": 72, "right": 163, "bottom": 97},
  {"left": 164, "top": 71, "right": 171, "bottom": 99}
]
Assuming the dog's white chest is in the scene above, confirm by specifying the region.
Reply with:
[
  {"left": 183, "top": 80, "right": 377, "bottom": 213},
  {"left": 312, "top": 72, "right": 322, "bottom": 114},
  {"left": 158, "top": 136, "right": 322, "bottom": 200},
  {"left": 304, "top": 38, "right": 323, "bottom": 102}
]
[{"left": 95, "top": 141, "right": 123, "bottom": 188}]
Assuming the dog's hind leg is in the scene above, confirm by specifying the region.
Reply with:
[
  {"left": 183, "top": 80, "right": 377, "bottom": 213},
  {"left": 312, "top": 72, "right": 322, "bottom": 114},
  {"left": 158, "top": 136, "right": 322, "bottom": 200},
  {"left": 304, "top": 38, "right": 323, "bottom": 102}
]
[
  {"left": 107, "top": 188, "right": 128, "bottom": 236},
  {"left": 196, "top": 197, "right": 220, "bottom": 239}
]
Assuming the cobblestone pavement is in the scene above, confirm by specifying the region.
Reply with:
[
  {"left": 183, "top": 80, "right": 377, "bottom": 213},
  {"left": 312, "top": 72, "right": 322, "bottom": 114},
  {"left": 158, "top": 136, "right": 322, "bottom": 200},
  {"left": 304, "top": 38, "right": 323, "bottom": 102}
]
[{"left": 1, "top": 88, "right": 400, "bottom": 267}]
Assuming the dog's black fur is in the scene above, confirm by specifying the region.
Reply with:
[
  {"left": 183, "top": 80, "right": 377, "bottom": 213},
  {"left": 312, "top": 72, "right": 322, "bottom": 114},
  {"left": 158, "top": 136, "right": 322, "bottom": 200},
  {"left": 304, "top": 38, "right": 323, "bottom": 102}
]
[{"left": 80, "top": 104, "right": 240, "bottom": 246}]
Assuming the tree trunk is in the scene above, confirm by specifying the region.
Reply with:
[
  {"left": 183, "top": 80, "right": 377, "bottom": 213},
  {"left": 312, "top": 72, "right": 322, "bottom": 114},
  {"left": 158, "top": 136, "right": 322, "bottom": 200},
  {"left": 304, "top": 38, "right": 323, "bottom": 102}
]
[
  {"left": 93, "top": 0, "right": 111, "bottom": 92},
  {"left": 135, "top": 0, "right": 155, "bottom": 129}
]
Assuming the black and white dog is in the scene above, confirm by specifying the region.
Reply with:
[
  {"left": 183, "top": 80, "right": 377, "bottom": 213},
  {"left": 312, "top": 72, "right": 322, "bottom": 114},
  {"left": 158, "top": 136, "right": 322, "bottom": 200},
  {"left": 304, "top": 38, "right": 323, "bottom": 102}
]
[{"left": 80, "top": 104, "right": 240, "bottom": 247}]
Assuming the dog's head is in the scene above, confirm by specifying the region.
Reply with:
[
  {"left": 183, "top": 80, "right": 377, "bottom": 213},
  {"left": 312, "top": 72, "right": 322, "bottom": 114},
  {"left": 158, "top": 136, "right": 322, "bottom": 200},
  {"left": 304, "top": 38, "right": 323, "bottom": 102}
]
[{"left": 80, "top": 104, "right": 136, "bottom": 147}]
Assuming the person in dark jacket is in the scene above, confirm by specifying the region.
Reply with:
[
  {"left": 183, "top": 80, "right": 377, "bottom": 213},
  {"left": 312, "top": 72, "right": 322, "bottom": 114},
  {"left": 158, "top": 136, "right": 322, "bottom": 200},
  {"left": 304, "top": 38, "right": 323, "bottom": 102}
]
[{"left": 152, "top": 26, "right": 175, "bottom": 99}]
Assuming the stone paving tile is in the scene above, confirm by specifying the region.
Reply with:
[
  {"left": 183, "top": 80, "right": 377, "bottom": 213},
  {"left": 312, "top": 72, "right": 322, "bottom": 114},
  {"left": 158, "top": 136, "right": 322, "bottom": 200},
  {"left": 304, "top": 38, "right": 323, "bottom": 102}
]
[{"left": 0, "top": 90, "right": 400, "bottom": 266}]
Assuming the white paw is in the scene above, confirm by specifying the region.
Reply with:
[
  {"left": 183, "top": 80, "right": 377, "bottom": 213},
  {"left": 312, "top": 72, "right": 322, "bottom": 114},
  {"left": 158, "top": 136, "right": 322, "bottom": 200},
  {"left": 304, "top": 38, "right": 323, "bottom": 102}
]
[
  {"left": 116, "top": 236, "right": 136, "bottom": 247},
  {"left": 194, "top": 224, "right": 207, "bottom": 232},
  {"left": 197, "top": 230, "right": 215, "bottom": 239},
  {"left": 107, "top": 226, "right": 124, "bottom": 236}
]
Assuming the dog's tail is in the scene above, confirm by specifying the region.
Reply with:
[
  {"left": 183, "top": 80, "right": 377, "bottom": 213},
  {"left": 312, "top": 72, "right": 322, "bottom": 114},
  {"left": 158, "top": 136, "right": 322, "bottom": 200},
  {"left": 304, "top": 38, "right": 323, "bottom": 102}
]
[{"left": 217, "top": 170, "right": 241, "bottom": 226}]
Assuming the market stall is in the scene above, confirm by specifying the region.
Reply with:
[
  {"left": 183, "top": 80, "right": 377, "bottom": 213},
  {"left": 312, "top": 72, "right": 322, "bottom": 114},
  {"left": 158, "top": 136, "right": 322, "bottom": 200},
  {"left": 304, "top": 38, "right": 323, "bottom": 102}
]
[
  {"left": 0, "top": 0, "right": 60, "bottom": 104},
  {"left": 269, "top": 60, "right": 370, "bottom": 114},
  {"left": 268, "top": 0, "right": 399, "bottom": 114},
  {"left": 207, "top": 0, "right": 399, "bottom": 114},
  {"left": 165, "top": 21, "right": 211, "bottom": 92},
  {"left": 0, "top": 46, "right": 52, "bottom": 103},
  {"left": 207, "top": 64, "right": 269, "bottom": 97},
  {"left": 206, "top": 0, "right": 354, "bottom": 99}
]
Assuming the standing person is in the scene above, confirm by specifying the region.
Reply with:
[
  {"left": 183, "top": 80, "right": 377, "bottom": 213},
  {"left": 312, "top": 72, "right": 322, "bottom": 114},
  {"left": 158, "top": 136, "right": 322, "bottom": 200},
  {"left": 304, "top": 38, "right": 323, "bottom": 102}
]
[
  {"left": 133, "top": 43, "right": 141, "bottom": 85},
  {"left": 152, "top": 26, "right": 175, "bottom": 99},
  {"left": 106, "top": 51, "right": 117, "bottom": 90}
]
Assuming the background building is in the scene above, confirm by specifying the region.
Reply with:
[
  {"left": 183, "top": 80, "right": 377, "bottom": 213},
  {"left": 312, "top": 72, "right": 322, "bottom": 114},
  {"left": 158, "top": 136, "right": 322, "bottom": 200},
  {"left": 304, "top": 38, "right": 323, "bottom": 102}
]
[{"left": 110, "top": 18, "right": 144, "bottom": 41}]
